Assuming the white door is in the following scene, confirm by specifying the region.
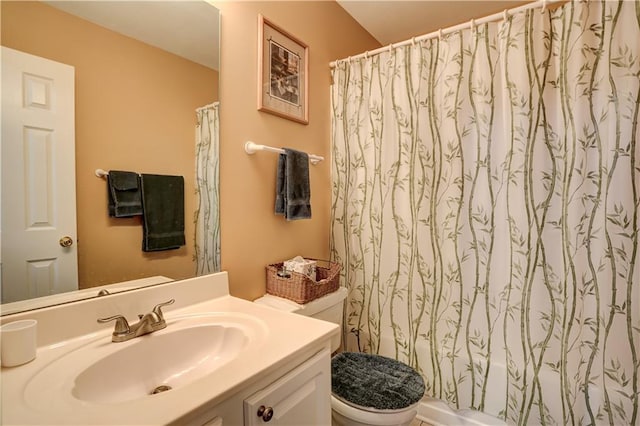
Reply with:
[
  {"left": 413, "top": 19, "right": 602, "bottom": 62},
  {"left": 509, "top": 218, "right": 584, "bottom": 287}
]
[{"left": 1, "top": 46, "right": 78, "bottom": 303}]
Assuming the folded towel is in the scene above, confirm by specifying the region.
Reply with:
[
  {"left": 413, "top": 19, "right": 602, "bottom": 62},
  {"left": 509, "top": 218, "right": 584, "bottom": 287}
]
[
  {"left": 275, "top": 154, "right": 287, "bottom": 215},
  {"left": 107, "top": 170, "right": 143, "bottom": 217},
  {"left": 140, "top": 174, "right": 185, "bottom": 251},
  {"left": 275, "top": 148, "right": 311, "bottom": 220}
]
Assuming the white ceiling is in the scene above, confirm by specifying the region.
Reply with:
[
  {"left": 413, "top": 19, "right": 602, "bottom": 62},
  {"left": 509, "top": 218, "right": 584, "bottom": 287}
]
[
  {"left": 44, "top": 1, "right": 220, "bottom": 70},
  {"left": 336, "top": 0, "right": 531, "bottom": 46}
]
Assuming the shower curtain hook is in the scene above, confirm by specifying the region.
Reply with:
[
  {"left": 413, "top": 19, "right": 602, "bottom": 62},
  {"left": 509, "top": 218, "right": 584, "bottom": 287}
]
[
  {"left": 503, "top": 9, "right": 509, "bottom": 21},
  {"left": 365, "top": 51, "right": 369, "bottom": 59},
  {"left": 470, "top": 18, "right": 476, "bottom": 33},
  {"left": 348, "top": 56, "right": 352, "bottom": 64},
  {"left": 411, "top": 36, "right": 416, "bottom": 46},
  {"left": 541, "top": 0, "right": 547, "bottom": 13},
  {"left": 388, "top": 43, "right": 394, "bottom": 53},
  {"left": 438, "top": 28, "right": 443, "bottom": 40}
]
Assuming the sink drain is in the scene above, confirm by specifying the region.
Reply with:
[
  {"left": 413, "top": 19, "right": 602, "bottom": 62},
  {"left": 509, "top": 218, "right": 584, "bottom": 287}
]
[{"left": 150, "top": 385, "right": 172, "bottom": 395}]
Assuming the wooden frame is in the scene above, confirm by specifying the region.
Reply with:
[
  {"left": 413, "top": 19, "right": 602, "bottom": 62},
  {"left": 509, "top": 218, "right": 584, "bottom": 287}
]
[{"left": 257, "top": 15, "right": 309, "bottom": 125}]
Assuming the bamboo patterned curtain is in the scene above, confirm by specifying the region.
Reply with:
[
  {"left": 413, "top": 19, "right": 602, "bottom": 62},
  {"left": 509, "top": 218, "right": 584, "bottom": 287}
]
[
  {"left": 330, "top": 1, "right": 639, "bottom": 424},
  {"left": 195, "top": 102, "right": 220, "bottom": 275}
]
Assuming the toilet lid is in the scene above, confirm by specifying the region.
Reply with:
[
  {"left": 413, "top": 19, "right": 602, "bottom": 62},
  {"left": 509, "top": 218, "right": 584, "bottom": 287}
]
[{"left": 331, "top": 352, "right": 425, "bottom": 411}]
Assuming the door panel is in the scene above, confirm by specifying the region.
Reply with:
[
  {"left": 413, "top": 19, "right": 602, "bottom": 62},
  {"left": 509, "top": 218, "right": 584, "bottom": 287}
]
[{"left": 1, "top": 46, "right": 77, "bottom": 303}]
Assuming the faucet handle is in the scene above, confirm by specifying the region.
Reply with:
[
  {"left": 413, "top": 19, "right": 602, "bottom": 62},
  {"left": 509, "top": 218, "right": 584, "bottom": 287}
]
[
  {"left": 152, "top": 299, "right": 175, "bottom": 320},
  {"left": 97, "top": 315, "right": 131, "bottom": 336}
]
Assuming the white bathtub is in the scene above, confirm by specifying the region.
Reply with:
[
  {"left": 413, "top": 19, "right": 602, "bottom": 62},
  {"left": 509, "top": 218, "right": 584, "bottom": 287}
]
[{"left": 416, "top": 397, "right": 507, "bottom": 426}]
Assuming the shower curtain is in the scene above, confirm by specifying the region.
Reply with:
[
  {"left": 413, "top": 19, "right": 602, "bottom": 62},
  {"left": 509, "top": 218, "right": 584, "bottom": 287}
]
[
  {"left": 195, "top": 102, "right": 220, "bottom": 275},
  {"left": 330, "top": 1, "right": 639, "bottom": 425}
]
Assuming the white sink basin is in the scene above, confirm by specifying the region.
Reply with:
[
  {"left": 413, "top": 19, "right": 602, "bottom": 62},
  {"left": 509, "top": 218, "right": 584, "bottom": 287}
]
[
  {"left": 23, "top": 313, "right": 267, "bottom": 411},
  {"left": 73, "top": 324, "right": 247, "bottom": 404}
]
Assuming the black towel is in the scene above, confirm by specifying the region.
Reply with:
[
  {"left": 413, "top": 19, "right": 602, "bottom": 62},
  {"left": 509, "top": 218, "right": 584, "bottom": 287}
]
[
  {"left": 275, "top": 148, "right": 311, "bottom": 220},
  {"left": 107, "top": 170, "right": 142, "bottom": 217},
  {"left": 275, "top": 154, "right": 287, "bottom": 215},
  {"left": 140, "top": 174, "right": 185, "bottom": 252}
]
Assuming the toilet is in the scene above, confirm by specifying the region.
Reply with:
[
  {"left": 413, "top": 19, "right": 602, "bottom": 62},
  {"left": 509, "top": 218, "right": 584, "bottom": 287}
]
[{"left": 254, "top": 288, "right": 424, "bottom": 426}]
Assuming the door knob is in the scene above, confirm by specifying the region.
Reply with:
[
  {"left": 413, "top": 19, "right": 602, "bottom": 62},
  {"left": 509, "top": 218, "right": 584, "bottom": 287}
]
[{"left": 59, "top": 236, "right": 73, "bottom": 247}]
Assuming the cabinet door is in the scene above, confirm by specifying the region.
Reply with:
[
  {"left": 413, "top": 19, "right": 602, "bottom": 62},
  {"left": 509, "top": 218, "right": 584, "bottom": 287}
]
[{"left": 244, "top": 349, "right": 331, "bottom": 425}]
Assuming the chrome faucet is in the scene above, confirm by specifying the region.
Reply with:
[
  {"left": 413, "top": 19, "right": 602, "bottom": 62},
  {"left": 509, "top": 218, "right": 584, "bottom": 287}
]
[{"left": 97, "top": 299, "right": 175, "bottom": 342}]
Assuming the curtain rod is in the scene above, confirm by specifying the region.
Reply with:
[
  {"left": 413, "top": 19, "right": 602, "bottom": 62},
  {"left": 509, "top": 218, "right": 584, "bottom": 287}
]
[
  {"left": 196, "top": 101, "right": 219, "bottom": 112},
  {"left": 330, "top": 0, "right": 565, "bottom": 68}
]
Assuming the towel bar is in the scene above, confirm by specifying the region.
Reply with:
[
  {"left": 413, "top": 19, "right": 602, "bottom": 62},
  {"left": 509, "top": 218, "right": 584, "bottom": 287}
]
[
  {"left": 244, "top": 141, "right": 323, "bottom": 165},
  {"left": 95, "top": 169, "right": 143, "bottom": 178}
]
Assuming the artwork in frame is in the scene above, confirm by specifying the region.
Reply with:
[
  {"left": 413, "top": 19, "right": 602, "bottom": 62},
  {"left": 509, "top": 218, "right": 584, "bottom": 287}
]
[{"left": 258, "top": 15, "right": 309, "bottom": 125}]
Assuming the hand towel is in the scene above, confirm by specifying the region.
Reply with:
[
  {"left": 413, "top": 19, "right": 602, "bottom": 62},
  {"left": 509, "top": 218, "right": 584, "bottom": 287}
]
[
  {"left": 140, "top": 174, "right": 185, "bottom": 251},
  {"left": 107, "top": 170, "right": 143, "bottom": 217},
  {"left": 275, "top": 148, "right": 311, "bottom": 220}
]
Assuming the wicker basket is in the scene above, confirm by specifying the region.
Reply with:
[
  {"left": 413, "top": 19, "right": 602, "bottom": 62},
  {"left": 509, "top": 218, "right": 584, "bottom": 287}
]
[{"left": 265, "top": 258, "right": 341, "bottom": 304}]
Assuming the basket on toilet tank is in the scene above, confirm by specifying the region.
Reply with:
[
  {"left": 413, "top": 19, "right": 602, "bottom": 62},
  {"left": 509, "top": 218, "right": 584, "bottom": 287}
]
[{"left": 265, "top": 258, "right": 341, "bottom": 304}]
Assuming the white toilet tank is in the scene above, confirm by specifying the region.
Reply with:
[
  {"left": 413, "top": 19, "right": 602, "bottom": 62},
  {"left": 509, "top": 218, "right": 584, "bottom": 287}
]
[
  {"left": 254, "top": 287, "right": 348, "bottom": 352},
  {"left": 254, "top": 287, "right": 347, "bottom": 326}
]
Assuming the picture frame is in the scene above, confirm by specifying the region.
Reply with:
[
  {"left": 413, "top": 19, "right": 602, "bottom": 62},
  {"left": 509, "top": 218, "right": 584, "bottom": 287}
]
[{"left": 258, "top": 15, "right": 309, "bottom": 125}]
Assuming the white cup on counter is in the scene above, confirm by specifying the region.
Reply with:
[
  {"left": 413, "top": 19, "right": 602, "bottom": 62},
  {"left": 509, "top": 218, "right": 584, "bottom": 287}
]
[{"left": 1, "top": 319, "right": 38, "bottom": 367}]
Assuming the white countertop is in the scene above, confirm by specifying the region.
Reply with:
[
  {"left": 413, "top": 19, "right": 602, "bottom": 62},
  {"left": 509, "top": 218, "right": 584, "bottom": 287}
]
[{"left": 1, "top": 273, "right": 339, "bottom": 425}]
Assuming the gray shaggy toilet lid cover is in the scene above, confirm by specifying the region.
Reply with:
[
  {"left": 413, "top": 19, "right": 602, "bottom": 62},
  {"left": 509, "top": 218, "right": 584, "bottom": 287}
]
[{"left": 331, "top": 352, "right": 425, "bottom": 410}]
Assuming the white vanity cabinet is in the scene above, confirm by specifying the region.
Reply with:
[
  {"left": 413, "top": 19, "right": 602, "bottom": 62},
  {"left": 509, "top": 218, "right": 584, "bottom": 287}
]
[
  {"left": 243, "top": 348, "right": 331, "bottom": 425},
  {"left": 1, "top": 273, "right": 339, "bottom": 426},
  {"left": 192, "top": 348, "right": 332, "bottom": 426}
]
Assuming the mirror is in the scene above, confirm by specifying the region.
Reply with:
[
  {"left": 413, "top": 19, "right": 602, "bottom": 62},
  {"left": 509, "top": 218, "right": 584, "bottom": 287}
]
[{"left": 0, "top": 0, "right": 220, "bottom": 314}]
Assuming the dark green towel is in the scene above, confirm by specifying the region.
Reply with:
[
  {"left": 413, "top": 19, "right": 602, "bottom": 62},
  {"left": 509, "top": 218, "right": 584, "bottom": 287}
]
[
  {"left": 140, "top": 174, "right": 185, "bottom": 252},
  {"left": 275, "top": 148, "right": 311, "bottom": 220},
  {"left": 107, "top": 170, "right": 142, "bottom": 217}
]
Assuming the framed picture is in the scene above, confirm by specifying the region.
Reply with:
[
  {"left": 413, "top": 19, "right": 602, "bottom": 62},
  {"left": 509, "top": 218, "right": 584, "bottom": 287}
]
[{"left": 258, "top": 15, "right": 309, "bottom": 125}]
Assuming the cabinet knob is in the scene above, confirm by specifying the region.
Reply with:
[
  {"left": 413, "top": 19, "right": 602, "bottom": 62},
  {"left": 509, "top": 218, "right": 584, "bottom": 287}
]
[{"left": 256, "top": 405, "right": 274, "bottom": 422}]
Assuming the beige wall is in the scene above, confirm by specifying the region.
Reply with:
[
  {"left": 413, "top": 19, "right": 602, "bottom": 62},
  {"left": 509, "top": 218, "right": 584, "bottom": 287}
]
[
  {"left": 215, "top": 2, "right": 379, "bottom": 300},
  {"left": 1, "top": 2, "right": 218, "bottom": 288}
]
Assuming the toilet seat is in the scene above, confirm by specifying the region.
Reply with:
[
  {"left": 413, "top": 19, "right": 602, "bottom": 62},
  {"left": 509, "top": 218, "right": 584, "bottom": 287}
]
[
  {"left": 331, "top": 352, "right": 425, "bottom": 410},
  {"left": 331, "top": 352, "right": 424, "bottom": 426},
  {"left": 333, "top": 394, "right": 416, "bottom": 414},
  {"left": 331, "top": 394, "right": 419, "bottom": 426}
]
